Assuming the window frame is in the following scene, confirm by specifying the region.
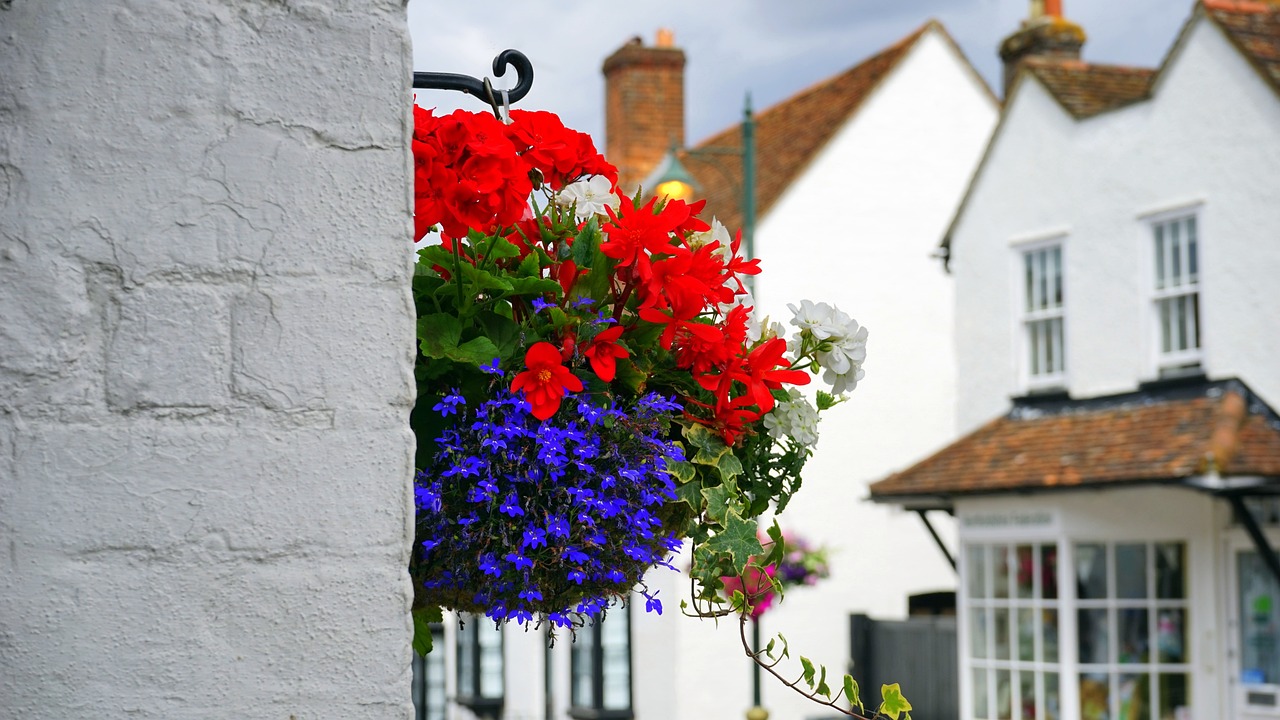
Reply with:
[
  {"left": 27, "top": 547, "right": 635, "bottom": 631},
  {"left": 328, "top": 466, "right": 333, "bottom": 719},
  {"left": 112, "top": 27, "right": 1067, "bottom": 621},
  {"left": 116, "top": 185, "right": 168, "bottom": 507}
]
[
  {"left": 569, "top": 604, "right": 634, "bottom": 720},
  {"left": 412, "top": 622, "right": 447, "bottom": 720},
  {"left": 1072, "top": 540, "right": 1192, "bottom": 720},
  {"left": 1012, "top": 236, "right": 1068, "bottom": 393},
  {"left": 1146, "top": 209, "right": 1203, "bottom": 374}
]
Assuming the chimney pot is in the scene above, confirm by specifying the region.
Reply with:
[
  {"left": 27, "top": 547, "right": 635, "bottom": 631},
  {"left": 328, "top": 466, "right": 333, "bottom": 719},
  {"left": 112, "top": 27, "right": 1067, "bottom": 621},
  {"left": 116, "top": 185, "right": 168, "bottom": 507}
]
[
  {"left": 602, "top": 34, "right": 686, "bottom": 192},
  {"left": 656, "top": 28, "right": 674, "bottom": 48}
]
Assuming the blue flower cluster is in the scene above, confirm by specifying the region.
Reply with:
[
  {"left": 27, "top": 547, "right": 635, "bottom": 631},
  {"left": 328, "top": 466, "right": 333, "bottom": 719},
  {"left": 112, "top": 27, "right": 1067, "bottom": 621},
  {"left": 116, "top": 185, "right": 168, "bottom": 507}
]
[{"left": 415, "top": 375, "right": 684, "bottom": 627}]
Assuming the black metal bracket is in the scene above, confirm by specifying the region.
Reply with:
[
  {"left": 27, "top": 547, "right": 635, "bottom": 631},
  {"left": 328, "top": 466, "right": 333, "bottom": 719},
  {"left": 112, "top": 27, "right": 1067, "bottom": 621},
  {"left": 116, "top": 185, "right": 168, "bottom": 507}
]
[
  {"left": 917, "top": 509, "right": 958, "bottom": 573},
  {"left": 413, "top": 49, "right": 534, "bottom": 110},
  {"left": 1229, "top": 493, "right": 1280, "bottom": 587}
]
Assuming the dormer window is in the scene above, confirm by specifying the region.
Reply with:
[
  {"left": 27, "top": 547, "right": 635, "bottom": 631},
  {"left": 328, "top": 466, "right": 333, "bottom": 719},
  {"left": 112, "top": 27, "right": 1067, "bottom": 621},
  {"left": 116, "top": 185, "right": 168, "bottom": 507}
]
[
  {"left": 1152, "top": 215, "right": 1201, "bottom": 372},
  {"left": 1021, "top": 243, "right": 1065, "bottom": 389}
]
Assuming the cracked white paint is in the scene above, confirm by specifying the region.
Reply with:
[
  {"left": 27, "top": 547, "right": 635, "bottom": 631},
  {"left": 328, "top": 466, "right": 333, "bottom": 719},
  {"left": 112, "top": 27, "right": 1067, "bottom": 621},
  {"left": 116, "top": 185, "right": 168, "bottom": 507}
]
[{"left": 0, "top": 1, "right": 416, "bottom": 718}]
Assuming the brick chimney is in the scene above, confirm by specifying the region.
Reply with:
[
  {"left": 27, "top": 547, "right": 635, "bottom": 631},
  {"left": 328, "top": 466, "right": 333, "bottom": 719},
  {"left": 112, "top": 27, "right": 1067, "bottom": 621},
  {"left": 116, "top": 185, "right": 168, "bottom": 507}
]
[
  {"left": 602, "top": 29, "right": 686, "bottom": 193},
  {"left": 999, "top": 0, "right": 1086, "bottom": 96}
]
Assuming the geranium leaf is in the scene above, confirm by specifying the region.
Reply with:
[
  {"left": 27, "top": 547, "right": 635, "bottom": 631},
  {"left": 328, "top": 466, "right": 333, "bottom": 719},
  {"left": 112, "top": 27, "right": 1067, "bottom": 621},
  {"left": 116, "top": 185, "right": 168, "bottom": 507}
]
[
  {"left": 446, "top": 336, "right": 501, "bottom": 366},
  {"left": 570, "top": 217, "right": 600, "bottom": 267},
  {"left": 504, "top": 277, "right": 563, "bottom": 297},
  {"left": 843, "top": 675, "right": 862, "bottom": 712},
  {"left": 483, "top": 236, "right": 523, "bottom": 260},
  {"left": 879, "top": 683, "right": 912, "bottom": 720},
  {"left": 474, "top": 312, "right": 520, "bottom": 359},
  {"left": 704, "top": 511, "right": 762, "bottom": 571},
  {"left": 516, "top": 252, "right": 542, "bottom": 278},
  {"left": 418, "top": 314, "right": 461, "bottom": 358}
]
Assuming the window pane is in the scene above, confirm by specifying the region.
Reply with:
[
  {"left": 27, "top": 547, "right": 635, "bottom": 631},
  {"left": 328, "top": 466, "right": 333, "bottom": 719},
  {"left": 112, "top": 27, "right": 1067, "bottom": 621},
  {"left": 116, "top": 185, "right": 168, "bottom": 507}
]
[
  {"left": 1044, "top": 319, "right": 1056, "bottom": 375},
  {"left": 1025, "top": 253, "right": 1035, "bottom": 312},
  {"left": 994, "top": 545, "right": 1011, "bottom": 599},
  {"left": 1080, "top": 673, "right": 1110, "bottom": 720},
  {"left": 478, "top": 623, "right": 504, "bottom": 697},
  {"left": 1052, "top": 317, "right": 1065, "bottom": 374},
  {"left": 1158, "top": 673, "right": 1189, "bottom": 720},
  {"left": 996, "top": 669, "right": 1013, "bottom": 720},
  {"left": 1156, "top": 609, "right": 1186, "bottom": 664},
  {"left": 1018, "top": 608, "right": 1035, "bottom": 662},
  {"left": 1239, "top": 551, "right": 1280, "bottom": 684},
  {"left": 1154, "top": 225, "right": 1166, "bottom": 290},
  {"left": 1045, "top": 672, "right": 1061, "bottom": 720},
  {"left": 1042, "top": 545, "right": 1059, "bottom": 600},
  {"left": 1189, "top": 293, "right": 1200, "bottom": 350},
  {"left": 1116, "top": 543, "right": 1148, "bottom": 599},
  {"left": 1017, "top": 545, "right": 1035, "bottom": 599},
  {"left": 458, "top": 623, "right": 475, "bottom": 695},
  {"left": 1118, "top": 608, "right": 1150, "bottom": 664},
  {"left": 1170, "top": 220, "right": 1182, "bottom": 285},
  {"left": 1079, "top": 608, "right": 1110, "bottom": 664},
  {"left": 1155, "top": 543, "right": 1185, "bottom": 599},
  {"left": 972, "top": 607, "right": 990, "bottom": 659},
  {"left": 1174, "top": 296, "right": 1187, "bottom": 351},
  {"left": 1039, "top": 250, "right": 1049, "bottom": 310},
  {"left": 969, "top": 544, "right": 988, "bottom": 599},
  {"left": 1019, "top": 670, "right": 1036, "bottom": 720},
  {"left": 601, "top": 611, "right": 630, "bottom": 710},
  {"left": 1077, "top": 543, "right": 1108, "bottom": 600},
  {"left": 1119, "top": 673, "right": 1152, "bottom": 720},
  {"left": 996, "top": 608, "right": 1011, "bottom": 660},
  {"left": 571, "top": 624, "right": 595, "bottom": 708},
  {"left": 1029, "top": 321, "right": 1042, "bottom": 377},
  {"left": 974, "top": 667, "right": 990, "bottom": 718},
  {"left": 1052, "top": 245, "right": 1063, "bottom": 307},
  {"left": 1042, "top": 609, "right": 1060, "bottom": 664},
  {"left": 1160, "top": 299, "right": 1172, "bottom": 354},
  {"left": 1186, "top": 217, "right": 1198, "bottom": 282}
]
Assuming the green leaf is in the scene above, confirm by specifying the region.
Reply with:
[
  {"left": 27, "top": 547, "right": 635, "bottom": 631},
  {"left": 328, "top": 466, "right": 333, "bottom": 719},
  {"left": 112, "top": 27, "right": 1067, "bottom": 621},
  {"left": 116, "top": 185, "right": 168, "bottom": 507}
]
[
  {"left": 447, "top": 336, "right": 501, "bottom": 365},
  {"left": 799, "top": 656, "right": 816, "bottom": 688},
  {"left": 778, "top": 632, "right": 790, "bottom": 659},
  {"left": 505, "top": 277, "right": 564, "bottom": 297},
  {"left": 482, "top": 236, "right": 523, "bottom": 260},
  {"left": 879, "top": 683, "right": 913, "bottom": 720},
  {"left": 763, "top": 637, "right": 776, "bottom": 659},
  {"left": 816, "top": 390, "right": 840, "bottom": 411},
  {"left": 570, "top": 217, "right": 600, "bottom": 267},
  {"left": 672, "top": 471, "right": 701, "bottom": 506},
  {"left": 716, "top": 451, "right": 744, "bottom": 480},
  {"left": 843, "top": 675, "right": 863, "bottom": 712},
  {"left": 815, "top": 666, "right": 830, "bottom": 697},
  {"left": 412, "top": 606, "right": 442, "bottom": 656},
  {"left": 701, "top": 485, "right": 736, "bottom": 524},
  {"left": 704, "top": 512, "right": 762, "bottom": 572},
  {"left": 517, "top": 252, "right": 542, "bottom": 278},
  {"left": 458, "top": 263, "right": 513, "bottom": 293},
  {"left": 475, "top": 312, "right": 520, "bottom": 359},
  {"left": 418, "top": 314, "right": 462, "bottom": 358}
]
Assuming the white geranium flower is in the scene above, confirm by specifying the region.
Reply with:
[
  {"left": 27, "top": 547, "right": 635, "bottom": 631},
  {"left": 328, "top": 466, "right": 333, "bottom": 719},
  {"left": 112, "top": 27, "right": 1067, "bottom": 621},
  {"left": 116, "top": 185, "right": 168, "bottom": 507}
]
[
  {"left": 763, "top": 389, "right": 820, "bottom": 448},
  {"left": 690, "top": 217, "right": 734, "bottom": 256},
  {"left": 787, "top": 299, "right": 844, "bottom": 341},
  {"left": 819, "top": 320, "right": 868, "bottom": 395},
  {"left": 556, "top": 175, "right": 619, "bottom": 219}
]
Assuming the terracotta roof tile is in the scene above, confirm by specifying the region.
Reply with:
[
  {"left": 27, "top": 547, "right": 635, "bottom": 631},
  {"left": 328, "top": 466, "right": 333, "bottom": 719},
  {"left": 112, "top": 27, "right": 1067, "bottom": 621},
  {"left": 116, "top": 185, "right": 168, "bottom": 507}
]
[
  {"left": 1204, "top": 0, "right": 1280, "bottom": 95},
  {"left": 1021, "top": 58, "right": 1156, "bottom": 118},
  {"left": 870, "top": 378, "right": 1280, "bottom": 502},
  {"left": 679, "top": 22, "right": 934, "bottom": 234}
]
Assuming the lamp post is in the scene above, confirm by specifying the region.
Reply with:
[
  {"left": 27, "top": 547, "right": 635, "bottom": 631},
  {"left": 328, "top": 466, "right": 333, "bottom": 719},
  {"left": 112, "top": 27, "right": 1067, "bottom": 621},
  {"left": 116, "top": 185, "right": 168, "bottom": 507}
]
[{"left": 652, "top": 93, "right": 756, "bottom": 297}]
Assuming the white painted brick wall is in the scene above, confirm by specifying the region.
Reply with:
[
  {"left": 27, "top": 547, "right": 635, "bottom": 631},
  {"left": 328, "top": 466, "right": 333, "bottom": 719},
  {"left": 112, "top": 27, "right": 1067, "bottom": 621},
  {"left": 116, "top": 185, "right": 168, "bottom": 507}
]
[{"left": 0, "top": 1, "right": 416, "bottom": 718}]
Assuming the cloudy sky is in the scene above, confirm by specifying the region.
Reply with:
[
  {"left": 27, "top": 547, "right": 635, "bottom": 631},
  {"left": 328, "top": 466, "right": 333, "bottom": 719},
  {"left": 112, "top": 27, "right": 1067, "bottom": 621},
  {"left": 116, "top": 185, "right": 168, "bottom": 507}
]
[{"left": 407, "top": 0, "right": 1192, "bottom": 145}]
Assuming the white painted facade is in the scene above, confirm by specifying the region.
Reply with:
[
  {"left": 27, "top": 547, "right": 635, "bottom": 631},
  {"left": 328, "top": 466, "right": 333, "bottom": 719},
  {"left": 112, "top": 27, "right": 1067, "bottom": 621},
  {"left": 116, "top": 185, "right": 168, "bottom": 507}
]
[
  {"left": 436, "top": 25, "right": 998, "bottom": 720},
  {"left": 1, "top": 2, "right": 417, "bottom": 719},
  {"left": 939, "top": 6, "right": 1280, "bottom": 720},
  {"left": 950, "top": 11, "right": 1280, "bottom": 434}
]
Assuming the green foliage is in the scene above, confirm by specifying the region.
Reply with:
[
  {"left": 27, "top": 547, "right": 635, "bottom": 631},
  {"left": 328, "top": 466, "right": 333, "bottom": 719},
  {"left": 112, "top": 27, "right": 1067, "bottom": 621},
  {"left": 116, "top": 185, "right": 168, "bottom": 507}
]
[
  {"left": 412, "top": 606, "right": 442, "bottom": 657},
  {"left": 880, "top": 683, "right": 913, "bottom": 720},
  {"left": 844, "top": 675, "right": 863, "bottom": 713}
]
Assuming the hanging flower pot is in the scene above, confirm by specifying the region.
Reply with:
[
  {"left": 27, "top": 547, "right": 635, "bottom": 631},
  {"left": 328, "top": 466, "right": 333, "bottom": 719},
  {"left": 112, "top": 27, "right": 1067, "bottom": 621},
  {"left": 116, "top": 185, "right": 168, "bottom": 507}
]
[{"left": 409, "top": 105, "right": 868, "bottom": 631}]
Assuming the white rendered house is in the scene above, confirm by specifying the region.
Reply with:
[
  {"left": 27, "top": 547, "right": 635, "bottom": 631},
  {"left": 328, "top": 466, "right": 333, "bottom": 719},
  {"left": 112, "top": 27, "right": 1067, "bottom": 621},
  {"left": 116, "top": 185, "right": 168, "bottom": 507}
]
[{"left": 873, "top": 2, "right": 1280, "bottom": 719}]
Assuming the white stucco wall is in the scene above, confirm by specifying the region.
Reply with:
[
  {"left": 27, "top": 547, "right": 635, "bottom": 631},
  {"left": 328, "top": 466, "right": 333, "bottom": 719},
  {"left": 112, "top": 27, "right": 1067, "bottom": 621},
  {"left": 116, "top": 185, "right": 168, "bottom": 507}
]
[
  {"left": 0, "top": 2, "right": 416, "bottom": 718},
  {"left": 951, "top": 14, "right": 1280, "bottom": 432},
  {"left": 665, "top": 27, "right": 999, "bottom": 720}
]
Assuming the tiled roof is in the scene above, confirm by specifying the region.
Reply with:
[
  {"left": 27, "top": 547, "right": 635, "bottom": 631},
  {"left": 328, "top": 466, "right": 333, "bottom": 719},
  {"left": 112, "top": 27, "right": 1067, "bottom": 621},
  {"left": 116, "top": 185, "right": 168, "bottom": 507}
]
[
  {"left": 679, "top": 21, "right": 955, "bottom": 234},
  {"left": 870, "top": 378, "right": 1280, "bottom": 503},
  {"left": 1021, "top": 58, "right": 1156, "bottom": 118},
  {"left": 1204, "top": 0, "right": 1280, "bottom": 95}
]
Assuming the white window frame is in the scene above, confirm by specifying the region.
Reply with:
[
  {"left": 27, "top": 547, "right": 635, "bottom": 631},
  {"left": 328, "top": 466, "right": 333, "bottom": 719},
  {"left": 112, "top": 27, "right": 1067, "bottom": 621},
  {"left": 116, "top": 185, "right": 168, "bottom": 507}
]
[
  {"left": 1145, "top": 208, "right": 1202, "bottom": 373},
  {"left": 964, "top": 541, "right": 1064, "bottom": 720},
  {"left": 1073, "top": 540, "right": 1193, "bottom": 720},
  {"left": 1012, "top": 235, "right": 1068, "bottom": 392},
  {"left": 569, "top": 603, "right": 633, "bottom": 720}
]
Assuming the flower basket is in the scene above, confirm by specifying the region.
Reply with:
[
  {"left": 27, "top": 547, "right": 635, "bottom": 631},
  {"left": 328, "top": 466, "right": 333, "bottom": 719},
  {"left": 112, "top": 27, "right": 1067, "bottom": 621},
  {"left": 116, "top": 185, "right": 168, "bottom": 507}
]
[{"left": 409, "top": 105, "right": 867, "bottom": 628}]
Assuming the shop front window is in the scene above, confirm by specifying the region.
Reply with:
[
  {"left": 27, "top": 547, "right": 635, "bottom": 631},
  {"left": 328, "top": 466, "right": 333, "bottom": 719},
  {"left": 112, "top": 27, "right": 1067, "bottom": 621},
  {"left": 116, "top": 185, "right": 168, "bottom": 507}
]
[
  {"left": 1239, "top": 551, "right": 1280, "bottom": 686},
  {"left": 1075, "top": 542, "right": 1190, "bottom": 720},
  {"left": 966, "top": 543, "right": 1061, "bottom": 720}
]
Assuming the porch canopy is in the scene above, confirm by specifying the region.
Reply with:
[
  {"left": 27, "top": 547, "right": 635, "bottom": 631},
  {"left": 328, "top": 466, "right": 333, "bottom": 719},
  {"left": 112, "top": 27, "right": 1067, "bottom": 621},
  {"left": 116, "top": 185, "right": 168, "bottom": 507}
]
[{"left": 870, "top": 375, "right": 1280, "bottom": 579}]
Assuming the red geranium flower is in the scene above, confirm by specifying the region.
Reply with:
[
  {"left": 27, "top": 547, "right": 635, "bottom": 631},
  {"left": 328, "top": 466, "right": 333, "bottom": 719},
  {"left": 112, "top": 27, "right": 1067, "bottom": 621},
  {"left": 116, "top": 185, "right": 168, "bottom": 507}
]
[
  {"left": 510, "top": 342, "right": 584, "bottom": 420},
  {"left": 583, "top": 326, "right": 629, "bottom": 382}
]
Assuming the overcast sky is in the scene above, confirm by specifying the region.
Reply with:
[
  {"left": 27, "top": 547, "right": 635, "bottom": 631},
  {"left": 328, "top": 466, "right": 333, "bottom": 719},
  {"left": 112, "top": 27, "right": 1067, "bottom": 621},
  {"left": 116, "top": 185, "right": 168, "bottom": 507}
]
[{"left": 407, "top": 1, "right": 1192, "bottom": 146}]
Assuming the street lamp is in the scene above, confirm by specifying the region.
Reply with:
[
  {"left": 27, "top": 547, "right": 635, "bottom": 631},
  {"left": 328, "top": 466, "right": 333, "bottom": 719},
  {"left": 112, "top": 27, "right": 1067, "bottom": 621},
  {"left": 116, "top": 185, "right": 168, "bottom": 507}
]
[{"left": 651, "top": 93, "right": 756, "bottom": 295}]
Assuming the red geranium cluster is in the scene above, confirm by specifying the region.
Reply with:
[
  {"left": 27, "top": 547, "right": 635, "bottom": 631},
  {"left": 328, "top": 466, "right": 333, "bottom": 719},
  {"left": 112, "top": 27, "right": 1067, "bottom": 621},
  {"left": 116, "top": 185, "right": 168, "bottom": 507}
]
[
  {"left": 412, "top": 105, "right": 813, "bottom": 447},
  {"left": 412, "top": 106, "right": 616, "bottom": 240}
]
